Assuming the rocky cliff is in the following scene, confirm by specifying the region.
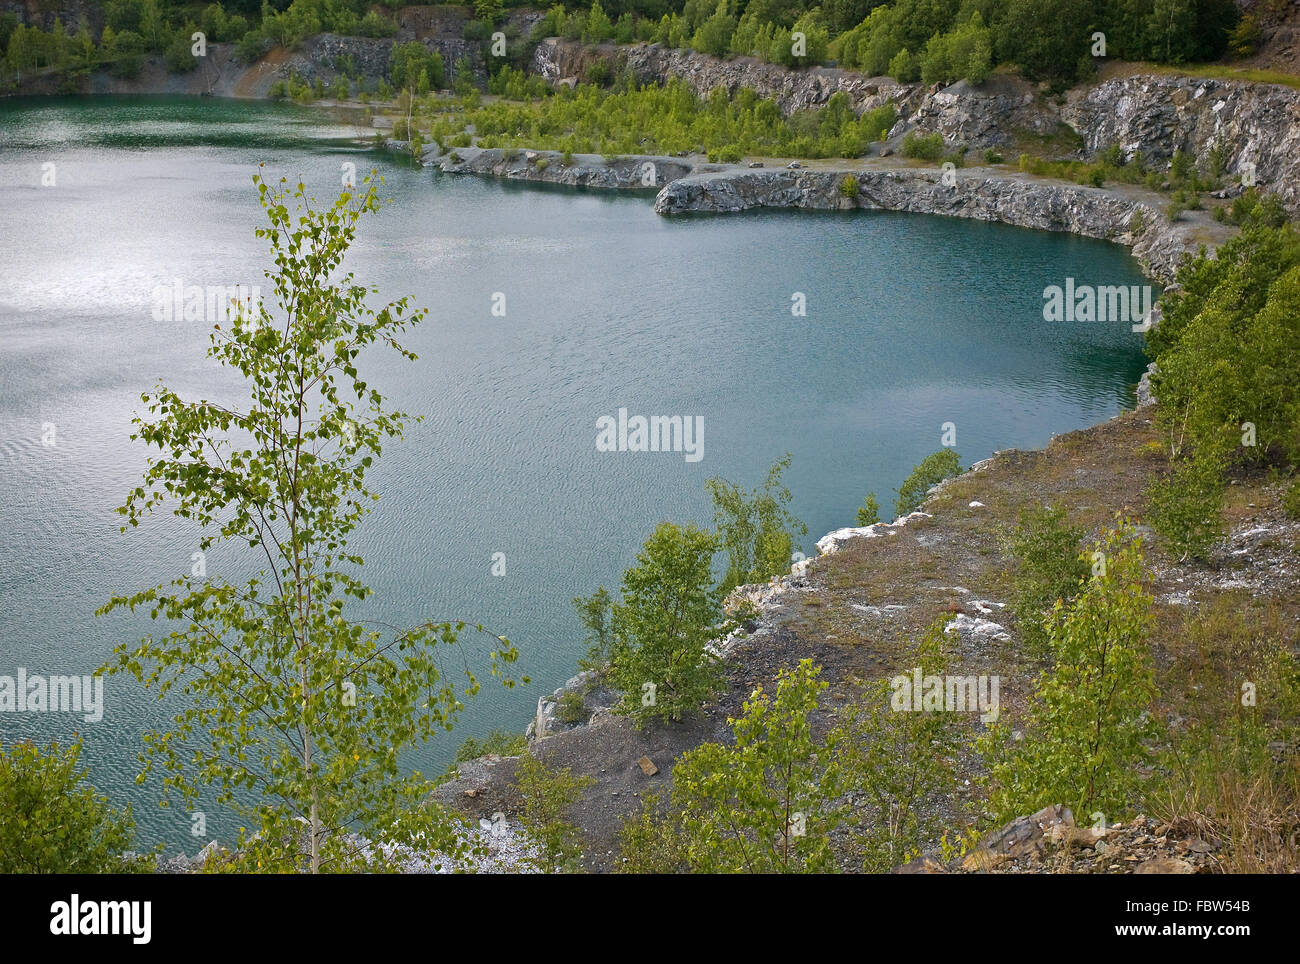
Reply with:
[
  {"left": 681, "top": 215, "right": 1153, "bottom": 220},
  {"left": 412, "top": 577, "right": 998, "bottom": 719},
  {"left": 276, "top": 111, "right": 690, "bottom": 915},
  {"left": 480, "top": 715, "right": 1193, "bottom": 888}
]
[
  {"left": 653, "top": 165, "right": 1230, "bottom": 283},
  {"left": 435, "top": 145, "right": 696, "bottom": 190},
  {"left": 1063, "top": 73, "right": 1300, "bottom": 214},
  {"left": 533, "top": 38, "right": 1300, "bottom": 216}
]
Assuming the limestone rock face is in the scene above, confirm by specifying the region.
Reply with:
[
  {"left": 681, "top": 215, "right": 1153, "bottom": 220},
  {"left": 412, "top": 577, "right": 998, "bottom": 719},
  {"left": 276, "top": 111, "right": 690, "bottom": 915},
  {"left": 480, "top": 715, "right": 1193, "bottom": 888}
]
[
  {"left": 1063, "top": 75, "right": 1300, "bottom": 215},
  {"left": 535, "top": 39, "right": 1300, "bottom": 217},
  {"left": 655, "top": 167, "right": 1206, "bottom": 281},
  {"left": 438, "top": 146, "right": 694, "bottom": 191}
]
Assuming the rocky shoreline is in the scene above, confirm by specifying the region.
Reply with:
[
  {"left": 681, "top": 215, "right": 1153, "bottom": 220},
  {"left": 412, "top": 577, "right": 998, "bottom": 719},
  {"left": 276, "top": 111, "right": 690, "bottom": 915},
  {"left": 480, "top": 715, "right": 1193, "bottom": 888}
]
[{"left": 434, "top": 144, "right": 1225, "bottom": 283}]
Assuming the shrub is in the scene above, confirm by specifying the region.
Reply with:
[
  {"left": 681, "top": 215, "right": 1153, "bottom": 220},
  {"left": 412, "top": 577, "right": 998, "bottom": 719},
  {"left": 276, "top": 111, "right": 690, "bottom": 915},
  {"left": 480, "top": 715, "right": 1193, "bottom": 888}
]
[
  {"left": 981, "top": 524, "right": 1159, "bottom": 823},
  {"left": 454, "top": 728, "right": 527, "bottom": 763},
  {"left": 895, "top": 448, "right": 961, "bottom": 516},
  {"left": 573, "top": 587, "right": 613, "bottom": 670},
  {"left": 901, "top": 130, "right": 945, "bottom": 161},
  {"left": 514, "top": 754, "right": 594, "bottom": 872},
  {"left": 1150, "top": 594, "right": 1300, "bottom": 872},
  {"left": 641, "top": 660, "right": 845, "bottom": 873},
  {"left": 1145, "top": 447, "right": 1226, "bottom": 562},
  {"left": 606, "top": 521, "right": 725, "bottom": 723},
  {"left": 1006, "top": 503, "right": 1088, "bottom": 656},
  {"left": 0, "top": 741, "right": 151, "bottom": 873},
  {"left": 888, "top": 46, "right": 920, "bottom": 82},
  {"left": 1284, "top": 480, "right": 1300, "bottom": 520},
  {"left": 707, "top": 455, "right": 807, "bottom": 593},
  {"left": 164, "top": 28, "right": 200, "bottom": 73},
  {"left": 837, "top": 620, "right": 964, "bottom": 870},
  {"left": 840, "top": 173, "right": 859, "bottom": 197},
  {"left": 855, "top": 492, "right": 880, "bottom": 526},
  {"left": 555, "top": 691, "right": 587, "bottom": 725}
]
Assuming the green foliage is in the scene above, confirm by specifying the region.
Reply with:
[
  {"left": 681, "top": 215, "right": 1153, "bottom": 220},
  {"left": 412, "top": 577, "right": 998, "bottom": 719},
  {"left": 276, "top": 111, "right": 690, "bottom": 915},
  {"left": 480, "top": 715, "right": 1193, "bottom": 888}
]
[
  {"left": 0, "top": 741, "right": 152, "bottom": 873},
  {"left": 1145, "top": 446, "right": 1226, "bottom": 562},
  {"left": 919, "top": 11, "right": 993, "bottom": 86},
  {"left": 1149, "top": 595, "right": 1300, "bottom": 871},
  {"left": 855, "top": 491, "right": 880, "bottom": 526},
  {"left": 706, "top": 454, "right": 807, "bottom": 593},
  {"left": 437, "top": 76, "right": 898, "bottom": 161},
  {"left": 454, "top": 728, "right": 527, "bottom": 763},
  {"left": 474, "top": 0, "right": 505, "bottom": 26},
  {"left": 837, "top": 619, "right": 964, "bottom": 871},
  {"left": 895, "top": 447, "right": 961, "bottom": 515},
  {"left": 981, "top": 524, "right": 1160, "bottom": 823},
  {"left": 453, "top": 56, "right": 476, "bottom": 96},
  {"left": 616, "top": 790, "right": 691, "bottom": 872},
  {"left": 659, "top": 660, "right": 846, "bottom": 873},
  {"left": 1284, "top": 479, "right": 1300, "bottom": 521},
  {"left": 390, "top": 40, "right": 445, "bottom": 91},
  {"left": 1146, "top": 215, "right": 1300, "bottom": 522},
  {"left": 556, "top": 690, "right": 588, "bottom": 725},
  {"left": 887, "top": 46, "right": 920, "bottom": 81},
  {"left": 996, "top": 0, "right": 1094, "bottom": 84},
  {"left": 573, "top": 586, "right": 614, "bottom": 670},
  {"left": 1006, "top": 503, "right": 1088, "bottom": 656},
  {"left": 163, "top": 27, "right": 200, "bottom": 73},
  {"left": 514, "top": 753, "right": 594, "bottom": 872},
  {"left": 839, "top": 173, "right": 859, "bottom": 197},
  {"left": 98, "top": 173, "right": 524, "bottom": 873},
  {"left": 900, "top": 130, "right": 944, "bottom": 161},
  {"left": 692, "top": 0, "right": 737, "bottom": 57},
  {"left": 606, "top": 522, "right": 725, "bottom": 723},
  {"left": 1228, "top": 14, "right": 1261, "bottom": 59},
  {"left": 582, "top": 0, "right": 616, "bottom": 42},
  {"left": 1154, "top": 240, "right": 1294, "bottom": 467}
]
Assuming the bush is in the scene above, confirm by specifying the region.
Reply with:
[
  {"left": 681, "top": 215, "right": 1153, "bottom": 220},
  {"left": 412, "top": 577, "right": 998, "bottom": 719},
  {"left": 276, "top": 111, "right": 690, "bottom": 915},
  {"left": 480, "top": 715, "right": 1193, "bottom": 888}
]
[
  {"left": 840, "top": 173, "right": 859, "bottom": 197},
  {"left": 855, "top": 492, "right": 880, "bottom": 526},
  {"left": 0, "top": 741, "right": 151, "bottom": 873},
  {"left": 390, "top": 41, "right": 445, "bottom": 92},
  {"left": 1150, "top": 594, "right": 1300, "bottom": 872},
  {"left": 164, "top": 28, "right": 199, "bottom": 73},
  {"left": 1145, "top": 448, "right": 1226, "bottom": 562},
  {"left": 837, "top": 620, "right": 964, "bottom": 870},
  {"left": 1006, "top": 503, "right": 1088, "bottom": 656},
  {"left": 707, "top": 455, "right": 807, "bottom": 593},
  {"left": 981, "top": 524, "right": 1159, "bottom": 823},
  {"left": 454, "top": 728, "right": 527, "bottom": 763},
  {"left": 895, "top": 448, "right": 961, "bottom": 516},
  {"left": 583, "top": 59, "right": 612, "bottom": 87},
  {"left": 888, "top": 46, "right": 920, "bottom": 82},
  {"left": 555, "top": 691, "right": 587, "bottom": 725},
  {"left": 901, "top": 130, "right": 945, "bottom": 161},
  {"left": 605, "top": 521, "right": 725, "bottom": 723},
  {"left": 1284, "top": 480, "right": 1300, "bottom": 520},
  {"left": 632, "top": 660, "right": 845, "bottom": 873},
  {"left": 514, "top": 754, "right": 594, "bottom": 872}
]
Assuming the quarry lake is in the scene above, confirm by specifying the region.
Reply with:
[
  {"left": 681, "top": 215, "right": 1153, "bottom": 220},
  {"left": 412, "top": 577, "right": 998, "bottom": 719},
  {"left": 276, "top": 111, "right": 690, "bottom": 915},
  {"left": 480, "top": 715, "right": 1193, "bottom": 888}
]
[{"left": 0, "top": 96, "right": 1150, "bottom": 849}]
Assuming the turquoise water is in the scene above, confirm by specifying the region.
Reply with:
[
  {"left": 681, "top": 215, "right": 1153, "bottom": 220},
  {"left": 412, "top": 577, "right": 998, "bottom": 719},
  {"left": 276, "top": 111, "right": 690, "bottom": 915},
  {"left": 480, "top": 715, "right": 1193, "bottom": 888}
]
[{"left": 0, "top": 96, "right": 1150, "bottom": 850}]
